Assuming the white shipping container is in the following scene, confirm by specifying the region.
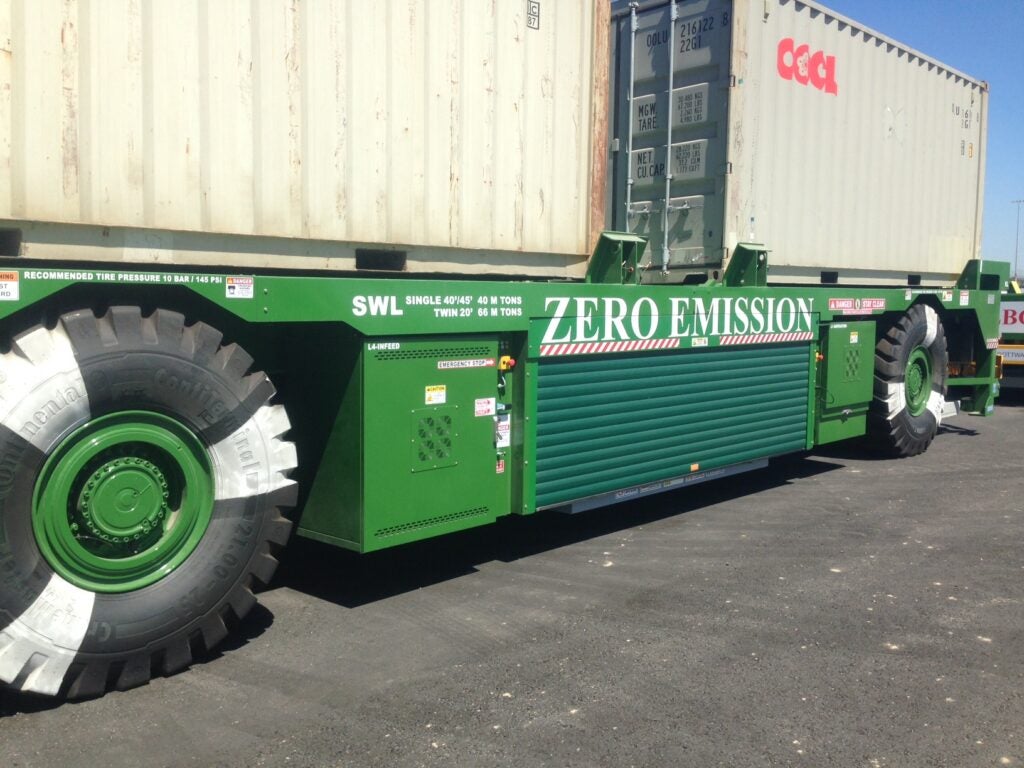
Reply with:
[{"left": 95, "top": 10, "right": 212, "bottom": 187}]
[
  {"left": 0, "top": 0, "right": 609, "bottom": 276},
  {"left": 610, "top": 0, "right": 987, "bottom": 285}
]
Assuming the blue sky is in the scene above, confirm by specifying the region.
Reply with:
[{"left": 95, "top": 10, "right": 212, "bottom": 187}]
[{"left": 823, "top": 0, "right": 1024, "bottom": 274}]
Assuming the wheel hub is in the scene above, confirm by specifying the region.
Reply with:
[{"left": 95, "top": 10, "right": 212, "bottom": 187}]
[
  {"left": 33, "top": 411, "right": 215, "bottom": 593},
  {"left": 905, "top": 346, "right": 932, "bottom": 417},
  {"left": 78, "top": 457, "right": 170, "bottom": 544}
]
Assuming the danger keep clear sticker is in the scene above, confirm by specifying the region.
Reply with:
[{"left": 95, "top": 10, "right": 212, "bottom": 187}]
[{"left": 0, "top": 271, "right": 19, "bottom": 300}]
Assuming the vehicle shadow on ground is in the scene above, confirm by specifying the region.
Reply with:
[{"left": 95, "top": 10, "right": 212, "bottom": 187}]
[
  {"left": 997, "top": 388, "right": 1024, "bottom": 407},
  {"left": 0, "top": 606, "right": 277, "bottom": 717},
  {"left": 273, "top": 452, "right": 844, "bottom": 611},
  {"left": 810, "top": 421, "right": 980, "bottom": 463},
  {"left": 0, "top": 688, "right": 65, "bottom": 717}
]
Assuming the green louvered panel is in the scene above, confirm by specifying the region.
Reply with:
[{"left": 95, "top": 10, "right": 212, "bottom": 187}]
[{"left": 535, "top": 344, "right": 810, "bottom": 508}]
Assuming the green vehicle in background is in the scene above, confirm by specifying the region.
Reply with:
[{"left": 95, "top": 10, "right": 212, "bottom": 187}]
[{"left": 0, "top": 0, "right": 1005, "bottom": 699}]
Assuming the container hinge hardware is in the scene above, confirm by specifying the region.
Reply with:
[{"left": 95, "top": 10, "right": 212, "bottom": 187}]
[
  {"left": 666, "top": 201, "right": 690, "bottom": 213},
  {"left": 624, "top": 2, "right": 640, "bottom": 231},
  {"left": 661, "top": 0, "right": 678, "bottom": 275}
]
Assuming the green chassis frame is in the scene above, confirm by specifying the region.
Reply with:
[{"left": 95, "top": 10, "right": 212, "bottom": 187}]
[{"left": 0, "top": 239, "right": 1007, "bottom": 554}]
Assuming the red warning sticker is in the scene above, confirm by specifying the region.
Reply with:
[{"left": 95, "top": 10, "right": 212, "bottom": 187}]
[{"left": 828, "top": 297, "right": 886, "bottom": 314}]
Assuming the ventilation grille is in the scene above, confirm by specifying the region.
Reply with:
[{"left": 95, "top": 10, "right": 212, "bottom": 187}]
[
  {"left": 374, "top": 507, "right": 489, "bottom": 538},
  {"left": 535, "top": 344, "right": 810, "bottom": 508},
  {"left": 844, "top": 348, "right": 861, "bottom": 380},
  {"left": 374, "top": 346, "right": 492, "bottom": 361},
  {"left": 416, "top": 414, "right": 454, "bottom": 464}
]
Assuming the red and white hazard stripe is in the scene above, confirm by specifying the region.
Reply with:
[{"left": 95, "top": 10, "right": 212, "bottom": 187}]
[
  {"left": 539, "top": 332, "right": 814, "bottom": 357},
  {"left": 539, "top": 338, "right": 681, "bottom": 357},
  {"left": 719, "top": 332, "right": 814, "bottom": 346}
]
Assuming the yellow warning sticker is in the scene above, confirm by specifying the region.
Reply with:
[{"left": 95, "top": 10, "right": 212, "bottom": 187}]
[{"left": 425, "top": 385, "right": 447, "bottom": 405}]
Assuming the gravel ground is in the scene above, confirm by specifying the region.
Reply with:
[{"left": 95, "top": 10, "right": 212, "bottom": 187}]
[{"left": 2, "top": 397, "right": 1023, "bottom": 768}]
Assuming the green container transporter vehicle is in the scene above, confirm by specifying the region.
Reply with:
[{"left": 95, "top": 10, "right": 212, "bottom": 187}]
[{"left": 0, "top": 0, "right": 1005, "bottom": 698}]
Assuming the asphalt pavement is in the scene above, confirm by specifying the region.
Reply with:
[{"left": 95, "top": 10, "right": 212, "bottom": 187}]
[{"left": 2, "top": 396, "right": 1023, "bottom": 768}]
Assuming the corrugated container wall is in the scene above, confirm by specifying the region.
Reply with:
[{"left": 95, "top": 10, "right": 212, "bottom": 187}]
[
  {"left": 0, "top": 1, "right": 609, "bottom": 277},
  {"left": 610, "top": 0, "right": 987, "bottom": 284}
]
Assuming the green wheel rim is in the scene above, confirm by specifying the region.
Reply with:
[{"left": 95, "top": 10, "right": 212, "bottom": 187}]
[
  {"left": 33, "top": 411, "right": 215, "bottom": 593},
  {"left": 905, "top": 346, "right": 932, "bottom": 417}
]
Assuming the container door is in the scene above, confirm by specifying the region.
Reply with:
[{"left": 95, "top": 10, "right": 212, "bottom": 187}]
[{"left": 610, "top": 0, "right": 732, "bottom": 282}]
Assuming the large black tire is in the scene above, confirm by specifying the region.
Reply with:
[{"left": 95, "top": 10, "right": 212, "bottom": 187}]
[
  {"left": 0, "top": 307, "right": 296, "bottom": 698},
  {"left": 868, "top": 303, "right": 948, "bottom": 457}
]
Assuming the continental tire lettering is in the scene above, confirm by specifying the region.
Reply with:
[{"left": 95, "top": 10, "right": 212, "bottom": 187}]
[
  {"left": 777, "top": 37, "right": 838, "bottom": 95},
  {"left": 154, "top": 368, "right": 227, "bottom": 419},
  {"left": 19, "top": 386, "right": 84, "bottom": 438},
  {"left": 0, "top": 445, "right": 20, "bottom": 501}
]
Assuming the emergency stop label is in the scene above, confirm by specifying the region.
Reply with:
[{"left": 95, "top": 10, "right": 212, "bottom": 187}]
[
  {"left": 438, "top": 358, "right": 496, "bottom": 370},
  {"left": 0, "top": 271, "right": 19, "bottom": 300}
]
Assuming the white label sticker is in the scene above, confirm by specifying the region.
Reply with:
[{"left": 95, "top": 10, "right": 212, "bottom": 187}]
[
  {"left": 495, "top": 413, "right": 511, "bottom": 448},
  {"left": 0, "top": 271, "right": 19, "bottom": 300},
  {"left": 959, "top": 290, "right": 969, "bottom": 307},
  {"left": 438, "top": 358, "right": 495, "bottom": 370},
  {"left": 475, "top": 397, "right": 496, "bottom": 417},
  {"left": 425, "top": 385, "right": 447, "bottom": 405},
  {"left": 226, "top": 276, "right": 254, "bottom": 299},
  {"left": 850, "top": 331, "right": 859, "bottom": 344}
]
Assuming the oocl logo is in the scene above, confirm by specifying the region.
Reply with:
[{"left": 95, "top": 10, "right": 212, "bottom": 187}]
[{"left": 777, "top": 38, "right": 838, "bottom": 95}]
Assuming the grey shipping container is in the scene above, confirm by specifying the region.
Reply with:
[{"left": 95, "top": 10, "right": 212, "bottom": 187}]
[{"left": 609, "top": 0, "right": 987, "bottom": 285}]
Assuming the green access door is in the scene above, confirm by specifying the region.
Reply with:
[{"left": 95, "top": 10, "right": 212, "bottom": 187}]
[
  {"left": 360, "top": 337, "right": 510, "bottom": 551},
  {"left": 816, "top": 321, "right": 875, "bottom": 445}
]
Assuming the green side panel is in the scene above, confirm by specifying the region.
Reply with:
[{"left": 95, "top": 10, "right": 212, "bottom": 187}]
[
  {"left": 359, "top": 337, "right": 510, "bottom": 552},
  {"left": 816, "top": 321, "right": 875, "bottom": 445},
  {"left": 296, "top": 331, "right": 365, "bottom": 550},
  {"left": 534, "top": 344, "right": 810, "bottom": 509}
]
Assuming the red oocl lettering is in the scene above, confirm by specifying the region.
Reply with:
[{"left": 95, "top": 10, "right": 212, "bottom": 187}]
[{"left": 777, "top": 37, "right": 838, "bottom": 95}]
